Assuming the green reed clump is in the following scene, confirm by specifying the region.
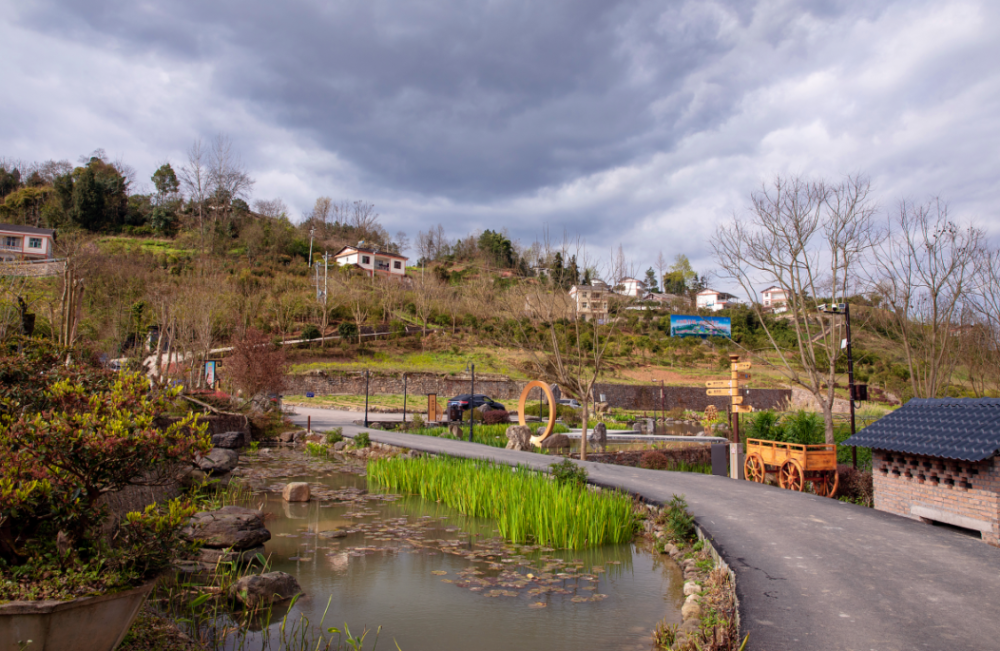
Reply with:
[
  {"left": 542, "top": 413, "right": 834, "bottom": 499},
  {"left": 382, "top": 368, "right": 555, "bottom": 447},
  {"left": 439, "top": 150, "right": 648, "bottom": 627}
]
[
  {"left": 412, "top": 423, "right": 570, "bottom": 447},
  {"left": 367, "top": 455, "right": 637, "bottom": 549}
]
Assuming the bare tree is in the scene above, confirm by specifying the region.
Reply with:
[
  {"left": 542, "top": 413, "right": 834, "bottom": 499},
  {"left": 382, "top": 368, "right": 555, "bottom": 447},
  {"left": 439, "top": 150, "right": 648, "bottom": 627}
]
[
  {"left": 253, "top": 198, "right": 288, "bottom": 219},
  {"left": 179, "top": 139, "right": 208, "bottom": 232},
  {"left": 715, "top": 175, "right": 878, "bottom": 443},
  {"left": 309, "top": 197, "right": 333, "bottom": 229},
  {"left": 227, "top": 328, "right": 287, "bottom": 410},
  {"left": 869, "top": 199, "right": 984, "bottom": 399},
  {"left": 208, "top": 135, "right": 254, "bottom": 209},
  {"left": 654, "top": 251, "right": 669, "bottom": 293}
]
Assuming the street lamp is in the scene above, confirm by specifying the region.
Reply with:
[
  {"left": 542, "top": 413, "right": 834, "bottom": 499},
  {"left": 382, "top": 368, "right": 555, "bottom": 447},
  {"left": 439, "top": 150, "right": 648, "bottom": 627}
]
[
  {"left": 818, "top": 302, "right": 857, "bottom": 469},
  {"left": 465, "top": 363, "right": 475, "bottom": 443}
]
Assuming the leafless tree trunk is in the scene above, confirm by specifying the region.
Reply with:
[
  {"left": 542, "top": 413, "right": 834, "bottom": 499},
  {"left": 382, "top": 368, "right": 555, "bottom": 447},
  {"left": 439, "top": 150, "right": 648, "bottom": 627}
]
[
  {"left": 714, "top": 175, "right": 877, "bottom": 443},
  {"left": 869, "top": 199, "right": 984, "bottom": 399},
  {"left": 209, "top": 134, "right": 255, "bottom": 212},
  {"left": 179, "top": 139, "right": 207, "bottom": 235}
]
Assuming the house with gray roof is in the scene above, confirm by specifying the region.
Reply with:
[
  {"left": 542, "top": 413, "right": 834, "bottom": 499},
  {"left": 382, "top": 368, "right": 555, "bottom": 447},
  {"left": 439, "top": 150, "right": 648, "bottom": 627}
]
[{"left": 844, "top": 398, "right": 1000, "bottom": 545}]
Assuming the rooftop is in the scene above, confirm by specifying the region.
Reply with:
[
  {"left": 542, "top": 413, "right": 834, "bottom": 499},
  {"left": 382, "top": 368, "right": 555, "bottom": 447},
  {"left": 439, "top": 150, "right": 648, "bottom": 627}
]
[
  {"left": 0, "top": 223, "right": 56, "bottom": 236},
  {"left": 844, "top": 398, "right": 1000, "bottom": 462}
]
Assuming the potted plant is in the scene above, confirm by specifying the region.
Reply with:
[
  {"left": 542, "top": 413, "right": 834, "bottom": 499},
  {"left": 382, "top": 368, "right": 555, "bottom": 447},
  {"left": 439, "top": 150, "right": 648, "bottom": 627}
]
[{"left": 0, "top": 340, "right": 210, "bottom": 651}]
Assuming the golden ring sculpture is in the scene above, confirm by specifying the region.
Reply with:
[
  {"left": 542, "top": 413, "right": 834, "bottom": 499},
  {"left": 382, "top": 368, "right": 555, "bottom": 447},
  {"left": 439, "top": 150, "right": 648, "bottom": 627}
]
[{"left": 517, "top": 381, "right": 557, "bottom": 447}]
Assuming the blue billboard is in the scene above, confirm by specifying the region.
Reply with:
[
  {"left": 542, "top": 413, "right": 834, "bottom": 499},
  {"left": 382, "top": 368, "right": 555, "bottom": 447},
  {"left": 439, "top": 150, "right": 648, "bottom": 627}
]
[{"left": 670, "top": 315, "right": 732, "bottom": 338}]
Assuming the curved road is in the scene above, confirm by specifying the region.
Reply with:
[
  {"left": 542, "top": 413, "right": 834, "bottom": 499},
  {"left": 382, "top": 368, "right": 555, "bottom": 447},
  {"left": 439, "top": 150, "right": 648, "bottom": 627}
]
[{"left": 290, "top": 406, "right": 1000, "bottom": 651}]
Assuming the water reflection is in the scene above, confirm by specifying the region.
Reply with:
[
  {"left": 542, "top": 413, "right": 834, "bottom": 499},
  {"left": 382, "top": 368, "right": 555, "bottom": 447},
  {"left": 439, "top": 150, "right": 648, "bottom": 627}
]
[{"left": 245, "top": 453, "right": 683, "bottom": 651}]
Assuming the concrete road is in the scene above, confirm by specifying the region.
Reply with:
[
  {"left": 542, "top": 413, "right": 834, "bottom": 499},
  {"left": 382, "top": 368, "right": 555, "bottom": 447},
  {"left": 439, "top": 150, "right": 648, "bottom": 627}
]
[{"left": 287, "top": 405, "right": 1000, "bottom": 651}]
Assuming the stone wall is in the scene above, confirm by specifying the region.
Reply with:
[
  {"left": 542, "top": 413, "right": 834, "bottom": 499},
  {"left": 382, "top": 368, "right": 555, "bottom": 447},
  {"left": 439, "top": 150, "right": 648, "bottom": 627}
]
[
  {"left": 873, "top": 450, "right": 1000, "bottom": 545},
  {"left": 285, "top": 372, "right": 792, "bottom": 413}
]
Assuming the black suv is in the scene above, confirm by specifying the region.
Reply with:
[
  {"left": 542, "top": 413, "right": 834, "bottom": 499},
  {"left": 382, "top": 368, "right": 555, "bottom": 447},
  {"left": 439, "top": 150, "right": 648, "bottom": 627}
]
[{"left": 446, "top": 394, "right": 505, "bottom": 421}]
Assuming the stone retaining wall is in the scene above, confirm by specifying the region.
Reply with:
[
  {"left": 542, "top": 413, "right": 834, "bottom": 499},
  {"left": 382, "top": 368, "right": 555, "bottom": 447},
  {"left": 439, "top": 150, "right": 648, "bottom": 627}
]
[{"left": 285, "top": 372, "right": 792, "bottom": 413}]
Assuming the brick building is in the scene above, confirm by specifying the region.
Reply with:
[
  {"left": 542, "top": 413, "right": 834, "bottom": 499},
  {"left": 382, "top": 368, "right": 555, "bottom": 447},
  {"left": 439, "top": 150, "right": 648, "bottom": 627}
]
[{"left": 845, "top": 398, "right": 1000, "bottom": 545}]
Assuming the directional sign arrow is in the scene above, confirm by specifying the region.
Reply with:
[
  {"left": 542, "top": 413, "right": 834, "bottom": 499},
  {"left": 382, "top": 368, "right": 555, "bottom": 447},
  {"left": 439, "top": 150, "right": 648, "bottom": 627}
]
[
  {"left": 707, "top": 388, "right": 738, "bottom": 396},
  {"left": 731, "top": 395, "right": 744, "bottom": 405},
  {"left": 738, "top": 373, "right": 751, "bottom": 380},
  {"left": 731, "top": 362, "right": 752, "bottom": 371},
  {"left": 732, "top": 404, "right": 755, "bottom": 413},
  {"left": 705, "top": 380, "right": 734, "bottom": 388}
]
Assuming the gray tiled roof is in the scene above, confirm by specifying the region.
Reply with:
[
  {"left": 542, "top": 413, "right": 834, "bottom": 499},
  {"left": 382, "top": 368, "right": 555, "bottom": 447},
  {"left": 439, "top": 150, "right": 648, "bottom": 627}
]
[
  {"left": 843, "top": 398, "right": 1000, "bottom": 461},
  {"left": 0, "top": 223, "right": 55, "bottom": 236}
]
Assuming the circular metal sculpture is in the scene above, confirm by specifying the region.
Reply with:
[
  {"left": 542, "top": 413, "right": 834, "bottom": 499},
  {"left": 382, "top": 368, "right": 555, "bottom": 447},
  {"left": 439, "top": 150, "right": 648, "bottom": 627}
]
[{"left": 518, "top": 381, "right": 557, "bottom": 446}]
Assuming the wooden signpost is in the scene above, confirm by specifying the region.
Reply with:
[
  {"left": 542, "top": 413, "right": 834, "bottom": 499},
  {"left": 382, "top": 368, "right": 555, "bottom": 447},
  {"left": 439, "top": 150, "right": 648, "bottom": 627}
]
[{"left": 706, "top": 355, "right": 753, "bottom": 479}]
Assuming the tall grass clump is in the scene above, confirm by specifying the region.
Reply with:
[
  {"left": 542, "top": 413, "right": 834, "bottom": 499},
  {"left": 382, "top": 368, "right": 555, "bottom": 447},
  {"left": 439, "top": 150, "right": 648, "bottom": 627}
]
[{"left": 367, "top": 456, "right": 636, "bottom": 549}]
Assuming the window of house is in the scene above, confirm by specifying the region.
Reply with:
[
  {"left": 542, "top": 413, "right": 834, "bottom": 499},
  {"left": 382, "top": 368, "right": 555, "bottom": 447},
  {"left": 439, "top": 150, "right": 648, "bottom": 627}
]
[
  {"left": 362, "top": 255, "right": 370, "bottom": 264},
  {"left": 393, "top": 261, "right": 401, "bottom": 269},
  {"left": 582, "top": 302, "right": 588, "bottom": 308},
  {"left": 4, "top": 236, "right": 17, "bottom": 248},
  {"left": 28, "top": 237, "right": 42, "bottom": 248}
]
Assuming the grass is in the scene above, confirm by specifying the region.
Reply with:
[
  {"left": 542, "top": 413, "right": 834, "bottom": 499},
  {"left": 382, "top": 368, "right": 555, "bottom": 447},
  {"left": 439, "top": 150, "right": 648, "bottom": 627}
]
[
  {"left": 410, "top": 422, "right": 570, "bottom": 448},
  {"left": 286, "top": 393, "right": 412, "bottom": 412},
  {"left": 289, "top": 348, "right": 520, "bottom": 377},
  {"left": 367, "top": 455, "right": 637, "bottom": 549}
]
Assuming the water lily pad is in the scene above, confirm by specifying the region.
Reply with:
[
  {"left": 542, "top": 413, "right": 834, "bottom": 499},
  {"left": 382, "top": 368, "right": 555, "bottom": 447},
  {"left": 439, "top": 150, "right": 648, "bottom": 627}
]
[
  {"left": 529, "top": 602, "right": 547, "bottom": 608},
  {"left": 431, "top": 570, "right": 448, "bottom": 575}
]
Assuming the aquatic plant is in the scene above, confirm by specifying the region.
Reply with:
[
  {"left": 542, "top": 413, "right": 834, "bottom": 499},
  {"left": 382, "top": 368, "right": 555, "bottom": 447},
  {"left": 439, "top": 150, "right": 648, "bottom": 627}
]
[
  {"left": 367, "top": 455, "right": 637, "bottom": 549},
  {"left": 411, "top": 423, "right": 570, "bottom": 448}
]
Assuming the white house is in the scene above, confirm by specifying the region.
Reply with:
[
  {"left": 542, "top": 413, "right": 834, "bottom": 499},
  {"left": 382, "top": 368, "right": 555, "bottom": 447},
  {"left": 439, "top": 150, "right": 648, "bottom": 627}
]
[
  {"left": 761, "top": 286, "right": 788, "bottom": 310},
  {"left": 617, "top": 277, "right": 646, "bottom": 298},
  {"left": 0, "top": 224, "right": 56, "bottom": 262},
  {"left": 569, "top": 282, "right": 610, "bottom": 322},
  {"left": 333, "top": 243, "right": 408, "bottom": 278},
  {"left": 696, "top": 289, "right": 738, "bottom": 312}
]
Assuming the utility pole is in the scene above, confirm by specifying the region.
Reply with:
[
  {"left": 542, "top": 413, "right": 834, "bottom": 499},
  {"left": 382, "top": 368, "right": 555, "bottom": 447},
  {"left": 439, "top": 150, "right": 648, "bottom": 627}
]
[
  {"left": 308, "top": 226, "right": 316, "bottom": 266},
  {"left": 364, "top": 369, "right": 370, "bottom": 428},
  {"left": 845, "top": 303, "right": 858, "bottom": 469},
  {"left": 468, "top": 363, "right": 476, "bottom": 443},
  {"left": 402, "top": 373, "right": 408, "bottom": 424}
]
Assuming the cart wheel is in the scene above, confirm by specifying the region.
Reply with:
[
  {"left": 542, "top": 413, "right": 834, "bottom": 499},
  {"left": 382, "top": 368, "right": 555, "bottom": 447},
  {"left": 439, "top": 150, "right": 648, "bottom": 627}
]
[
  {"left": 744, "top": 454, "right": 766, "bottom": 483},
  {"left": 778, "top": 460, "right": 805, "bottom": 491},
  {"left": 811, "top": 470, "right": 840, "bottom": 498}
]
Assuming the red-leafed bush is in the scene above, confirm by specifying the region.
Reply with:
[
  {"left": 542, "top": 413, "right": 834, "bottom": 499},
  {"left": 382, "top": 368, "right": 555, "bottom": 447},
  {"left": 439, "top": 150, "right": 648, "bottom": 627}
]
[{"left": 483, "top": 409, "right": 510, "bottom": 425}]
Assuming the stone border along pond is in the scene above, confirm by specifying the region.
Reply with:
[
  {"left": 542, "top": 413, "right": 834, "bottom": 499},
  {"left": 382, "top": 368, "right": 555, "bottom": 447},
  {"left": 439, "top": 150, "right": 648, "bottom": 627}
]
[{"left": 238, "top": 440, "right": 743, "bottom": 651}]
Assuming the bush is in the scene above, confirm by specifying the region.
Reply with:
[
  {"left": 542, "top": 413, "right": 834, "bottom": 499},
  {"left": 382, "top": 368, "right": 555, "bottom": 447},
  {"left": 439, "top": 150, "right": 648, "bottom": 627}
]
[
  {"left": 338, "top": 321, "right": 358, "bottom": 340},
  {"left": 483, "top": 409, "right": 510, "bottom": 425},
  {"left": 662, "top": 494, "right": 696, "bottom": 541},
  {"left": 301, "top": 324, "right": 321, "bottom": 340},
  {"left": 561, "top": 410, "right": 582, "bottom": 427},
  {"left": 355, "top": 431, "right": 371, "bottom": 448},
  {"left": 837, "top": 465, "right": 874, "bottom": 506},
  {"left": 666, "top": 407, "right": 686, "bottom": 420},
  {"left": 550, "top": 458, "right": 588, "bottom": 487},
  {"left": 640, "top": 450, "right": 670, "bottom": 470},
  {"left": 325, "top": 427, "right": 344, "bottom": 444}
]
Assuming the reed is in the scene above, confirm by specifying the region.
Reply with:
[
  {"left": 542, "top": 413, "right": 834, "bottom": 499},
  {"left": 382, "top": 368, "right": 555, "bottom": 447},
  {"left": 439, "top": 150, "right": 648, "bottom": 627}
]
[
  {"left": 367, "top": 455, "right": 637, "bottom": 549},
  {"left": 411, "top": 423, "right": 570, "bottom": 448}
]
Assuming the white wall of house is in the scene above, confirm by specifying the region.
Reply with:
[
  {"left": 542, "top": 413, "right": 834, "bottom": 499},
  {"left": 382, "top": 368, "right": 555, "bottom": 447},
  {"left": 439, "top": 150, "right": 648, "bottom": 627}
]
[
  {"left": 334, "top": 247, "right": 407, "bottom": 276},
  {"left": 0, "top": 229, "right": 54, "bottom": 261}
]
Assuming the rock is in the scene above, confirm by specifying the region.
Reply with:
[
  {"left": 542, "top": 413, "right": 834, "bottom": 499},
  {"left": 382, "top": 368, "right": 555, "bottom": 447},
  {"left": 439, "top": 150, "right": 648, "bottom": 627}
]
[
  {"left": 333, "top": 440, "right": 348, "bottom": 451},
  {"left": 211, "top": 431, "right": 248, "bottom": 449},
  {"left": 539, "top": 433, "right": 571, "bottom": 452},
  {"left": 177, "top": 466, "right": 208, "bottom": 488},
  {"left": 448, "top": 424, "right": 463, "bottom": 438},
  {"left": 182, "top": 506, "right": 271, "bottom": 550},
  {"left": 505, "top": 425, "right": 533, "bottom": 451},
  {"left": 681, "top": 596, "right": 703, "bottom": 620},
  {"left": 588, "top": 422, "right": 607, "bottom": 451},
  {"left": 683, "top": 581, "right": 700, "bottom": 596},
  {"left": 680, "top": 619, "right": 702, "bottom": 633},
  {"left": 282, "top": 482, "right": 311, "bottom": 502},
  {"left": 196, "top": 448, "right": 239, "bottom": 474},
  {"left": 199, "top": 544, "right": 266, "bottom": 567},
  {"left": 230, "top": 571, "right": 302, "bottom": 608},
  {"left": 278, "top": 430, "right": 296, "bottom": 443},
  {"left": 635, "top": 418, "right": 655, "bottom": 434}
]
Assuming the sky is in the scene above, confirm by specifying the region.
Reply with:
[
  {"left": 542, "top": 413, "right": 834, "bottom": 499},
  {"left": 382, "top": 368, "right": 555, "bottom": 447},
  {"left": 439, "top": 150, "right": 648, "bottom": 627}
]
[{"left": 2, "top": 0, "right": 999, "bottom": 285}]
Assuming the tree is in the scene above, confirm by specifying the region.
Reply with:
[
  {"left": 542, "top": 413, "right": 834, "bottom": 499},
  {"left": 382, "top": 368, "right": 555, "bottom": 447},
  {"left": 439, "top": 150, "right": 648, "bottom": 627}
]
[
  {"left": 869, "top": 199, "right": 984, "bottom": 399},
  {"left": 643, "top": 267, "right": 659, "bottom": 293},
  {"left": 151, "top": 163, "right": 180, "bottom": 197},
  {"left": 226, "top": 328, "right": 287, "bottom": 409},
  {"left": 208, "top": 134, "right": 254, "bottom": 214},
  {"left": 179, "top": 139, "right": 208, "bottom": 232},
  {"left": 715, "top": 175, "right": 877, "bottom": 443},
  {"left": 654, "top": 251, "right": 669, "bottom": 293},
  {"left": 663, "top": 254, "right": 696, "bottom": 295}
]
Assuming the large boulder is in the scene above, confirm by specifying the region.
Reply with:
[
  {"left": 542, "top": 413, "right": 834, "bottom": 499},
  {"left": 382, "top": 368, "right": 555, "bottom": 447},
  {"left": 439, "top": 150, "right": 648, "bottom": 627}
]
[
  {"left": 182, "top": 506, "right": 271, "bottom": 550},
  {"left": 282, "top": 482, "right": 311, "bottom": 502},
  {"left": 505, "top": 425, "right": 533, "bottom": 451},
  {"left": 196, "top": 448, "right": 239, "bottom": 474},
  {"left": 538, "top": 433, "right": 571, "bottom": 452},
  {"left": 211, "top": 431, "right": 248, "bottom": 449},
  {"left": 588, "top": 422, "right": 607, "bottom": 452},
  {"left": 230, "top": 571, "right": 302, "bottom": 608},
  {"left": 448, "top": 424, "right": 463, "bottom": 438},
  {"left": 199, "top": 544, "right": 266, "bottom": 567}
]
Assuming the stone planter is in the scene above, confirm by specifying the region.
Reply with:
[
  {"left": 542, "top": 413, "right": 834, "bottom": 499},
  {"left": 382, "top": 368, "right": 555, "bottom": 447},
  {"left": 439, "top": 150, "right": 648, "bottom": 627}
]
[{"left": 0, "top": 581, "right": 154, "bottom": 651}]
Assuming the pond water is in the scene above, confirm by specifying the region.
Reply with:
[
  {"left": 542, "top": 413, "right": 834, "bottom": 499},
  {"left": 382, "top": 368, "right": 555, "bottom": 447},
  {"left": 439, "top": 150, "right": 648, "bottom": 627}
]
[{"left": 236, "top": 451, "right": 684, "bottom": 651}]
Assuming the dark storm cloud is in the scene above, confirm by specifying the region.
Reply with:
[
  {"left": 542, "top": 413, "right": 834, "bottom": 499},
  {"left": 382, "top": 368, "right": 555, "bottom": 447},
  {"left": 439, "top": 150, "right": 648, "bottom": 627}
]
[{"left": 14, "top": 0, "right": 867, "bottom": 200}]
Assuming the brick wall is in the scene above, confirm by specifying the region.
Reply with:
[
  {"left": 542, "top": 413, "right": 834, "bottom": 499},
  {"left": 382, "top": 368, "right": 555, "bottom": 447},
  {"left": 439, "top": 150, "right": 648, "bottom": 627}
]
[
  {"left": 285, "top": 372, "right": 791, "bottom": 412},
  {"left": 873, "top": 449, "right": 1000, "bottom": 545}
]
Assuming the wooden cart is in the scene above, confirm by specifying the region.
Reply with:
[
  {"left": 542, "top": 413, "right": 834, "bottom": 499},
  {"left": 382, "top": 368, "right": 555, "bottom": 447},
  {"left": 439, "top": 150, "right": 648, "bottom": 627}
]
[{"left": 743, "top": 438, "right": 839, "bottom": 497}]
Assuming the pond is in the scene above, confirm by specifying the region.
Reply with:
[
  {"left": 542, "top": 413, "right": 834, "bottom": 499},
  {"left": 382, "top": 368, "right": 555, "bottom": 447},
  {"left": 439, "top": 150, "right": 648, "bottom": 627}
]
[{"left": 235, "top": 450, "right": 684, "bottom": 651}]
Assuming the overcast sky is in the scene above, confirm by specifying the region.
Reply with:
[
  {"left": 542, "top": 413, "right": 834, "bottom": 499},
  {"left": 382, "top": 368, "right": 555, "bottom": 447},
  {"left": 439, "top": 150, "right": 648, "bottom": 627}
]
[{"left": 3, "top": 0, "right": 999, "bottom": 283}]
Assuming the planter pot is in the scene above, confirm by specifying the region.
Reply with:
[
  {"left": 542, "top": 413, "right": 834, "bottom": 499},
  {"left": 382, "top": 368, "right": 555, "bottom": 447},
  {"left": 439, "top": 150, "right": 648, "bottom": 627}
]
[{"left": 0, "top": 581, "right": 154, "bottom": 651}]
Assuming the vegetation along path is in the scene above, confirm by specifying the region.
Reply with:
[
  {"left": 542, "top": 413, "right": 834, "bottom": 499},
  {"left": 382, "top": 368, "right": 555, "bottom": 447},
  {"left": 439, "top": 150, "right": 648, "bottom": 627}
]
[{"left": 290, "top": 406, "right": 1000, "bottom": 651}]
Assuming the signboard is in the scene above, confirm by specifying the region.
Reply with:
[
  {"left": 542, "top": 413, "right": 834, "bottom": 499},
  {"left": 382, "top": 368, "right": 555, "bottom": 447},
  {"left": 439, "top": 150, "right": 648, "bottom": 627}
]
[
  {"left": 732, "top": 362, "right": 752, "bottom": 371},
  {"left": 670, "top": 315, "right": 732, "bottom": 338},
  {"left": 705, "top": 380, "right": 735, "bottom": 388},
  {"left": 732, "top": 405, "right": 755, "bottom": 413},
  {"left": 707, "top": 388, "right": 739, "bottom": 396},
  {"left": 204, "top": 361, "right": 216, "bottom": 388}
]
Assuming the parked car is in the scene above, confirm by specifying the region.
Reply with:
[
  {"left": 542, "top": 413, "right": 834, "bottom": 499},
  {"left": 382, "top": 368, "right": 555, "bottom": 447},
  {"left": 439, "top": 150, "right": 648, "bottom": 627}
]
[
  {"left": 446, "top": 394, "right": 506, "bottom": 421},
  {"left": 558, "top": 398, "right": 581, "bottom": 409}
]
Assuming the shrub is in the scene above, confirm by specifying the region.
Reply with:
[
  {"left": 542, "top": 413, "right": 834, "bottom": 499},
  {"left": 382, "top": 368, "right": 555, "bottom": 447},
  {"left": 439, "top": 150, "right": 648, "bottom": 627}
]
[
  {"left": 550, "top": 458, "right": 588, "bottom": 487},
  {"left": 483, "top": 409, "right": 510, "bottom": 425},
  {"left": 561, "top": 410, "right": 582, "bottom": 427},
  {"left": 355, "top": 431, "right": 371, "bottom": 448},
  {"left": 836, "top": 465, "right": 874, "bottom": 507},
  {"left": 338, "top": 321, "right": 358, "bottom": 341},
  {"left": 663, "top": 494, "right": 696, "bottom": 541},
  {"left": 325, "top": 427, "right": 344, "bottom": 444},
  {"left": 640, "top": 450, "right": 670, "bottom": 470},
  {"left": 227, "top": 328, "right": 287, "bottom": 408},
  {"left": 666, "top": 407, "right": 686, "bottom": 420},
  {"left": 301, "top": 324, "right": 321, "bottom": 340}
]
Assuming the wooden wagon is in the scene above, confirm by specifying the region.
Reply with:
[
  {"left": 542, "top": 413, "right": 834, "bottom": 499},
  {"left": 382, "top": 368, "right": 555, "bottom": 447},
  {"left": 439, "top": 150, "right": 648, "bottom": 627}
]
[{"left": 743, "top": 438, "right": 839, "bottom": 497}]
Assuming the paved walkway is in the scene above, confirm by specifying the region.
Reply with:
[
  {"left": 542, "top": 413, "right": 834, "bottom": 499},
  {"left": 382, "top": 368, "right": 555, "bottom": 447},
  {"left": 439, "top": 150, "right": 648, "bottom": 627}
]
[{"left": 289, "top": 406, "right": 1000, "bottom": 651}]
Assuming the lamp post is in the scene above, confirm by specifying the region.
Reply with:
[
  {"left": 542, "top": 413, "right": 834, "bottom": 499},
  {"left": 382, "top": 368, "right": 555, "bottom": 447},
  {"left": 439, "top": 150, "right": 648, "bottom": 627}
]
[
  {"left": 364, "top": 369, "right": 370, "bottom": 428},
  {"left": 308, "top": 227, "right": 316, "bottom": 266},
  {"left": 402, "top": 373, "right": 408, "bottom": 424},
  {"left": 819, "top": 302, "right": 857, "bottom": 469},
  {"left": 465, "top": 363, "right": 475, "bottom": 443}
]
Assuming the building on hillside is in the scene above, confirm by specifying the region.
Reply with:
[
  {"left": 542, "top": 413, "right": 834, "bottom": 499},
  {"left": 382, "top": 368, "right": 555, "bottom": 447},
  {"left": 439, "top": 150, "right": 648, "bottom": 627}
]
[
  {"left": 761, "top": 286, "right": 788, "bottom": 311},
  {"left": 333, "top": 243, "right": 407, "bottom": 278},
  {"left": 0, "top": 224, "right": 56, "bottom": 262},
  {"left": 569, "top": 282, "right": 610, "bottom": 322},
  {"left": 844, "top": 398, "right": 1000, "bottom": 545},
  {"left": 696, "top": 289, "right": 738, "bottom": 312},
  {"left": 616, "top": 277, "right": 646, "bottom": 298}
]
